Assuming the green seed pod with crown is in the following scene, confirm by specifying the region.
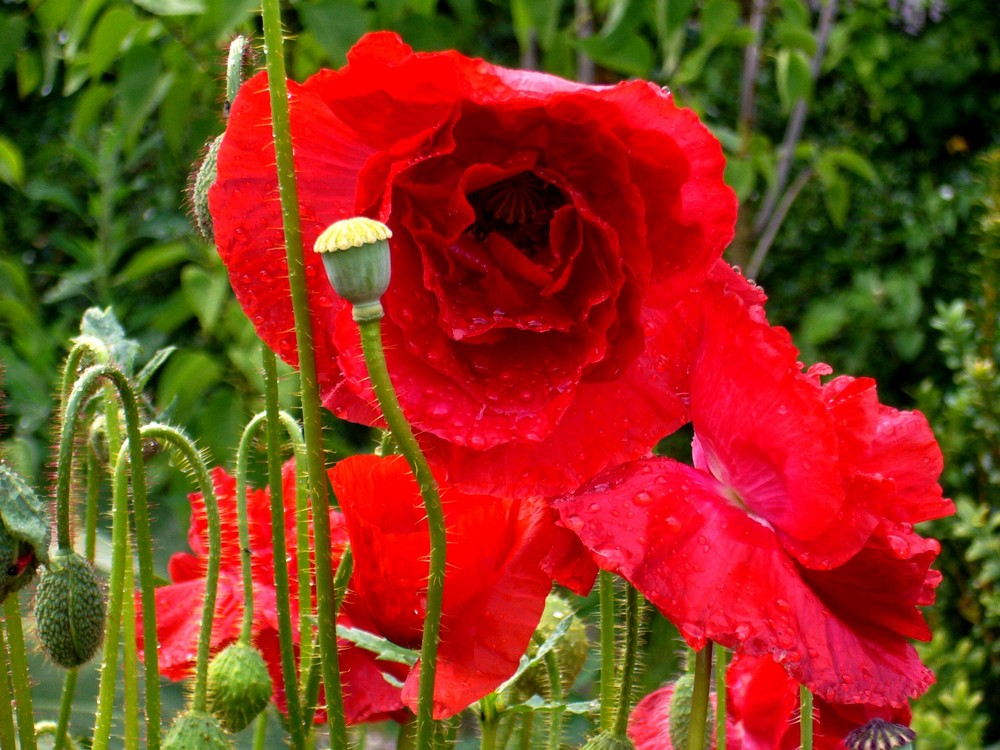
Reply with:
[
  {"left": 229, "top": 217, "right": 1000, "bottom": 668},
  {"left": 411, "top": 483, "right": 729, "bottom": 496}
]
[
  {"left": 207, "top": 642, "right": 272, "bottom": 733},
  {"left": 0, "top": 464, "right": 50, "bottom": 603},
  {"left": 34, "top": 550, "right": 106, "bottom": 669},
  {"left": 162, "top": 710, "right": 233, "bottom": 750}
]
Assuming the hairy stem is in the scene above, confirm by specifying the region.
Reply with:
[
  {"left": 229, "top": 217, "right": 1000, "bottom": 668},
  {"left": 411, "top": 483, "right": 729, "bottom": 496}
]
[
  {"left": 687, "top": 642, "right": 713, "bottom": 750},
  {"left": 598, "top": 570, "right": 617, "bottom": 731}
]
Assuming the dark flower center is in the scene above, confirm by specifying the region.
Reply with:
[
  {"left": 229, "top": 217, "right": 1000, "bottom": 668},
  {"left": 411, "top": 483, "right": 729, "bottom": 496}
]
[{"left": 466, "top": 172, "right": 565, "bottom": 256}]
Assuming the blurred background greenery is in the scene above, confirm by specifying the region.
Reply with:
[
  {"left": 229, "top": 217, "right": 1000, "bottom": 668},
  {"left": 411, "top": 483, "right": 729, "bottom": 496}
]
[{"left": 0, "top": 0, "right": 998, "bottom": 747}]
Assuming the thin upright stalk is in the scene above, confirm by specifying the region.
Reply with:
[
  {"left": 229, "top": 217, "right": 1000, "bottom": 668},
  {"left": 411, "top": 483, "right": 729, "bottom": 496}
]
[
  {"left": 611, "top": 585, "right": 642, "bottom": 739},
  {"left": 598, "top": 570, "right": 617, "bottom": 731},
  {"left": 4, "top": 595, "right": 36, "bottom": 750},
  {"left": 262, "top": 347, "right": 306, "bottom": 749},
  {"left": 800, "top": 684, "right": 814, "bottom": 750},
  {"left": 258, "top": 2, "right": 348, "bottom": 744},
  {"left": 357, "top": 316, "right": 446, "bottom": 750},
  {"left": 0, "top": 615, "right": 19, "bottom": 750},
  {"left": 715, "top": 646, "right": 728, "bottom": 749},
  {"left": 687, "top": 643, "right": 713, "bottom": 750},
  {"left": 544, "top": 649, "right": 565, "bottom": 750},
  {"left": 479, "top": 695, "right": 499, "bottom": 750}
]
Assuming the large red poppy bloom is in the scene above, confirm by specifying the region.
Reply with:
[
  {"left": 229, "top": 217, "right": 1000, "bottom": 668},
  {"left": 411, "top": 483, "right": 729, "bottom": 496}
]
[
  {"left": 210, "top": 32, "right": 737, "bottom": 497},
  {"left": 140, "top": 461, "right": 406, "bottom": 725},
  {"left": 556, "top": 278, "right": 953, "bottom": 707},
  {"left": 627, "top": 653, "right": 910, "bottom": 750},
  {"left": 329, "top": 453, "right": 568, "bottom": 719}
]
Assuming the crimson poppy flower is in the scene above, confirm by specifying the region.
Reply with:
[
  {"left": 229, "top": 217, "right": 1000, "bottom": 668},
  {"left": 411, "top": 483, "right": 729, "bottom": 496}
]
[
  {"left": 556, "top": 277, "right": 953, "bottom": 707},
  {"left": 210, "top": 32, "right": 737, "bottom": 498},
  {"left": 140, "top": 461, "right": 406, "bottom": 725},
  {"left": 627, "top": 653, "right": 910, "bottom": 750},
  {"left": 328, "top": 453, "right": 565, "bottom": 719}
]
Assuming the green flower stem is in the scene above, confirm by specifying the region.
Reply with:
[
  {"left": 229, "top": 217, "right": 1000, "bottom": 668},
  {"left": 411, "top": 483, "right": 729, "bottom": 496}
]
[
  {"left": 0, "top": 615, "right": 19, "bottom": 750},
  {"left": 517, "top": 713, "right": 534, "bottom": 750},
  {"left": 357, "top": 315, "right": 447, "bottom": 750},
  {"left": 301, "top": 544, "right": 353, "bottom": 729},
  {"left": 800, "top": 684, "right": 813, "bottom": 750},
  {"left": 611, "top": 584, "right": 642, "bottom": 739},
  {"left": 102, "top": 387, "right": 139, "bottom": 750},
  {"left": 234, "top": 414, "right": 263, "bottom": 643},
  {"left": 92, "top": 446, "right": 133, "bottom": 750},
  {"left": 479, "top": 695, "right": 499, "bottom": 750},
  {"left": 4, "top": 595, "right": 35, "bottom": 750},
  {"left": 261, "top": 349, "right": 306, "bottom": 749},
  {"left": 56, "top": 365, "right": 158, "bottom": 749},
  {"left": 53, "top": 670, "right": 77, "bottom": 750},
  {"left": 544, "top": 648, "right": 566, "bottom": 750},
  {"left": 253, "top": 712, "right": 268, "bottom": 750},
  {"left": 258, "top": 3, "right": 348, "bottom": 746},
  {"left": 139, "top": 424, "right": 220, "bottom": 714},
  {"left": 715, "top": 646, "right": 727, "bottom": 749},
  {"left": 687, "top": 642, "right": 713, "bottom": 750},
  {"left": 598, "top": 570, "right": 616, "bottom": 731}
]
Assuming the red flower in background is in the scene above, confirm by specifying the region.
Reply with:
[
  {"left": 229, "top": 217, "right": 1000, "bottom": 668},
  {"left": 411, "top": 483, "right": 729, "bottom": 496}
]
[
  {"left": 329, "top": 453, "right": 573, "bottom": 719},
  {"left": 140, "top": 461, "right": 406, "bottom": 725},
  {"left": 210, "top": 32, "right": 737, "bottom": 497},
  {"left": 627, "top": 654, "right": 910, "bottom": 750},
  {"left": 556, "top": 276, "right": 953, "bottom": 707}
]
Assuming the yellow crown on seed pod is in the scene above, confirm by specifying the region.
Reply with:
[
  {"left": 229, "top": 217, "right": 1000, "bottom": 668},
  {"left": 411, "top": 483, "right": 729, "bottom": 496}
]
[
  {"left": 314, "top": 217, "right": 393, "bottom": 322},
  {"left": 314, "top": 217, "right": 392, "bottom": 253}
]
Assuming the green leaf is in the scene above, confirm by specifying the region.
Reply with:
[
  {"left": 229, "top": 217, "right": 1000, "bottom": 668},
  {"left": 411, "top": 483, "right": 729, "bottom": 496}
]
[
  {"left": 512, "top": 0, "right": 562, "bottom": 50},
  {"left": 0, "top": 136, "right": 25, "bottom": 188},
  {"left": 725, "top": 157, "right": 756, "bottom": 202},
  {"left": 114, "top": 241, "right": 191, "bottom": 284},
  {"left": 75, "top": 306, "right": 141, "bottom": 374},
  {"left": 700, "top": 0, "right": 740, "bottom": 42},
  {"left": 502, "top": 697, "right": 600, "bottom": 716},
  {"left": 181, "top": 265, "right": 229, "bottom": 333},
  {"left": 156, "top": 350, "right": 222, "bottom": 415},
  {"left": 578, "top": 32, "right": 653, "bottom": 77},
  {"left": 775, "top": 48, "right": 812, "bottom": 112},
  {"left": 15, "top": 48, "right": 42, "bottom": 98},
  {"left": 335, "top": 625, "right": 419, "bottom": 666},
  {"left": 88, "top": 6, "right": 137, "bottom": 78},
  {"left": 130, "top": 0, "right": 206, "bottom": 15},
  {"left": 0, "top": 15, "right": 28, "bottom": 76},
  {"left": 136, "top": 346, "right": 177, "bottom": 390},
  {"left": 820, "top": 172, "right": 849, "bottom": 227},
  {"left": 823, "top": 147, "right": 880, "bottom": 185},
  {"left": 299, "top": 1, "right": 370, "bottom": 65},
  {"left": 778, "top": 0, "right": 809, "bottom": 27},
  {"left": 496, "top": 608, "right": 575, "bottom": 697},
  {"left": 774, "top": 21, "right": 817, "bottom": 56}
]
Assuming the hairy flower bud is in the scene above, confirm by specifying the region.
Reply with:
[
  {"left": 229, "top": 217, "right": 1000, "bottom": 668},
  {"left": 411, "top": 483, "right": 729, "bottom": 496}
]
[
  {"left": 314, "top": 217, "right": 392, "bottom": 322},
  {"left": 34, "top": 551, "right": 106, "bottom": 668},
  {"left": 668, "top": 673, "right": 713, "bottom": 750},
  {"left": 189, "top": 135, "right": 223, "bottom": 242},
  {"left": 843, "top": 718, "right": 916, "bottom": 750},
  {"left": 207, "top": 642, "right": 272, "bottom": 733},
  {"left": 510, "top": 593, "right": 588, "bottom": 701},
  {"left": 580, "top": 731, "right": 635, "bottom": 750},
  {"left": 162, "top": 710, "right": 233, "bottom": 750},
  {"left": 0, "top": 464, "right": 49, "bottom": 603}
]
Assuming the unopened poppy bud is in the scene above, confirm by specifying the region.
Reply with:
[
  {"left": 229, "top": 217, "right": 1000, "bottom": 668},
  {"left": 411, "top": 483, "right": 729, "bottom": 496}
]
[
  {"left": 0, "top": 464, "right": 50, "bottom": 603},
  {"left": 314, "top": 217, "right": 392, "bottom": 322},
  {"left": 668, "top": 673, "right": 713, "bottom": 750},
  {"left": 207, "top": 642, "right": 272, "bottom": 733},
  {"left": 189, "top": 135, "right": 223, "bottom": 242},
  {"left": 843, "top": 718, "right": 915, "bottom": 750},
  {"left": 162, "top": 710, "right": 233, "bottom": 749},
  {"left": 34, "top": 551, "right": 106, "bottom": 668},
  {"left": 579, "top": 731, "right": 635, "bottom": 750},
  {"left": 511, "top": 593, "right": 589, "bottom": 701}
]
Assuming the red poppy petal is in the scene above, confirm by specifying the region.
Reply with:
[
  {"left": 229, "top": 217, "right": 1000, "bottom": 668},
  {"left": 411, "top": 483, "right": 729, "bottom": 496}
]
[
  {"left": 400, "top": 499, "right": 554, "bottom": 719},
  {"left": 556, "top": 457, "right": 936, "bottom": 706}
]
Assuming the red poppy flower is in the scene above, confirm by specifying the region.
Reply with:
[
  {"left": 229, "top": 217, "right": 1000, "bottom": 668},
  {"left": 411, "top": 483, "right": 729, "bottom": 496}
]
[
  {"left": 328, "top": 453, "right": 563, "bottom": 719},
  {"left": 210, "top": 32, "right": 737, "bottom": 497},
  {"left": 627, "top": 653, "right": 910, "bottom": 750},
  {"left": 139, "top": 461, "right": 406, "bottom": 725},
  {"left": 556, "top": 278, "right": 953, "bottom": 707}
]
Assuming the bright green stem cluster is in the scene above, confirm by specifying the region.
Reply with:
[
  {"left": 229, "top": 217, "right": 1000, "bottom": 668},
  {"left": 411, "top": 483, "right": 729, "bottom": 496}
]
[
  {"left": 55, "top": 364, "right": 158, "bottom": 750},
  {"left": 356, "top": 316, "right": 447, "bottom": 750},
  {"left": 258, "top": 2, "right": 349, "bottom": 745}
]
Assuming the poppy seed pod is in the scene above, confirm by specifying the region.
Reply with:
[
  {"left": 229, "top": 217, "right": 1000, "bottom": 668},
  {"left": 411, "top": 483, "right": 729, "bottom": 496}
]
[
  {"left": 34, "top": 550, "right": 106, "bottom": 669},
  {"left": 207, "top": 642, "right": 272, "bottom": 733},
  {"left": 314, "top": 217, "right": 392, "bottom": 322},
  {"left": 0, "top": 464, "right": 50, "bottom": 603},
  {"left": 843, "top": 718, "right": 916, "bottom": 750},
  {"left": 162, "top": 710, "right": 233, "bottom": 750},
  {"left": 668, "top": 673, "right": 713, "bottom": 750}
]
